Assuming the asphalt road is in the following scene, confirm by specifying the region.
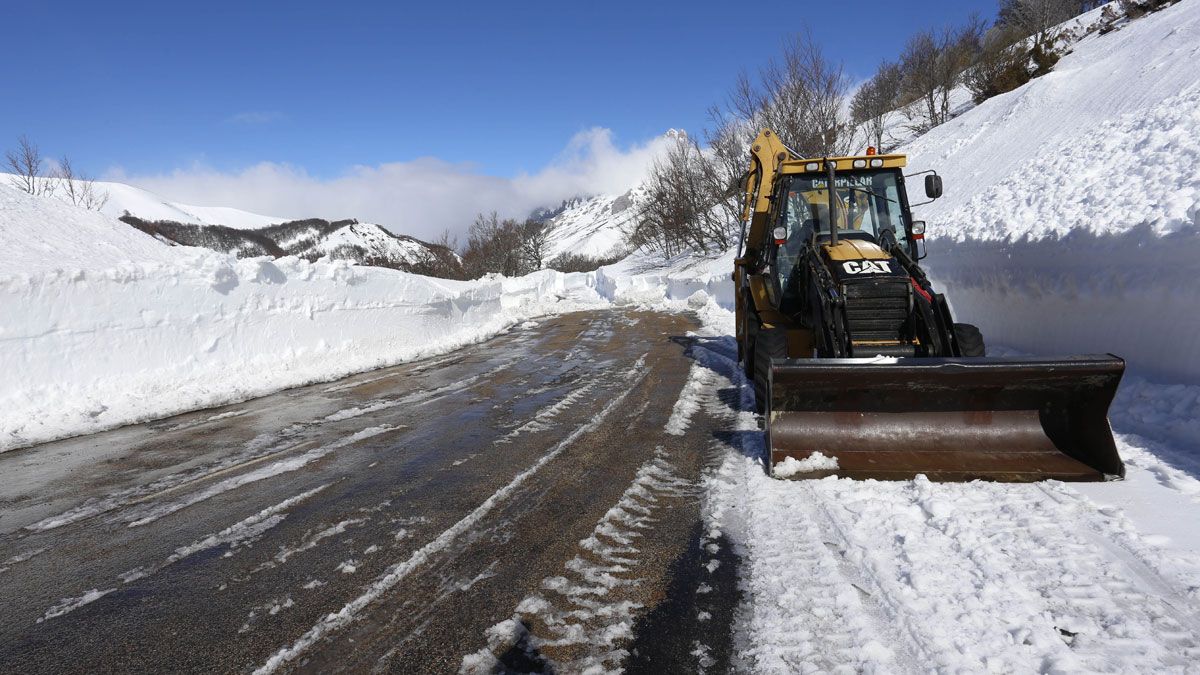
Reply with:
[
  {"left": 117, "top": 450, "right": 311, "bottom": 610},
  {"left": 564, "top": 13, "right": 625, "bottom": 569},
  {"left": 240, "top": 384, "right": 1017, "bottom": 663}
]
[{"left": 0, "top": 309, "right": 740, "bottom": 674}]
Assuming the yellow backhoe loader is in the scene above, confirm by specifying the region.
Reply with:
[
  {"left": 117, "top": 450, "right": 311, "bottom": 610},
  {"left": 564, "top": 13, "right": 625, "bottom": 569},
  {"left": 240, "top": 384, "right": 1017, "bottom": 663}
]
[{"left": 734, "top": 129, "right": 1125, "bottom": 481}]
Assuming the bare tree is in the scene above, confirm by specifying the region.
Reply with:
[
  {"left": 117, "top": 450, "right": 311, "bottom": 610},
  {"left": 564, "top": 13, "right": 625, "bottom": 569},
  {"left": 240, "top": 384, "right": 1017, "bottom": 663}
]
[
  {"left": 630, "top": 136, "right": 735, "bottom": 257},
  {"left": 728, "top": 32, "right": 854, "bottom": 157},
  {"left": 899, "top": 20, "right": 984, "bottom": 133},
  {"left": 5, "top": 135, "right": 55, "bottom": 197},
  {"left": 998, "top": 0, "right": 1080, "bottom": 50},
  {"left": 703, "top": 108, "right": 756, "bottom": 227},
  {"left": 54, "top": 155, "right": 110, "bottom": 211},
  {"left": 851, "top": 61, "right": 903, "bottom": 151},
  {"left": 964, "top": 24, "right": 1032, "bottom": 103},
  {"left": 460, "top": 213, "right": 551, "bottom": 278}
]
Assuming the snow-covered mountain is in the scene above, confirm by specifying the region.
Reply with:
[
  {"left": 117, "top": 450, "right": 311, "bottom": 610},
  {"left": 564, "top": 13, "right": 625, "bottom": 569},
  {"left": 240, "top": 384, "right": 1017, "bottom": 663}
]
[
  {"left": 540, "top": 187, "right": 646, "bottom": 261},
  {"left": 119, "top": 213, "right": 458, "bottom": 274},
  {"left": 34, "top": 177, "right": 462, "bottom": 275},
  {"left": 96, "top": 179, "right": 287, "bottom": 229}
]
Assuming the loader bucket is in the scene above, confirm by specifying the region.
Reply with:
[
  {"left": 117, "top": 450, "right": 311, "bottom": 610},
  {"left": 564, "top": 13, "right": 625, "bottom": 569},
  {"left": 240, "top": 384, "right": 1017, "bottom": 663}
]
[{"left": 767, "top": 355, "right": 1125, "bottom": 482}]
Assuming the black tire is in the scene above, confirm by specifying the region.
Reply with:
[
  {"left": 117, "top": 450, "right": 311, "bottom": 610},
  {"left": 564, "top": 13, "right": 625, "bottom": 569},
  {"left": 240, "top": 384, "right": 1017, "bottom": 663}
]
[
  {"left": 954, "top": 323, "right": 986, "bottom": 357},
  {"left": 753, "top": 328, "right": 788, "bottom": 414}
]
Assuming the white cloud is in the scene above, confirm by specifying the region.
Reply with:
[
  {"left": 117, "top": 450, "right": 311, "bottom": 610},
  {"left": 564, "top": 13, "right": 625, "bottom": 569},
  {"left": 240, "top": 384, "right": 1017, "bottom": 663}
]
[{"left": 107, "top": 128, "right": 672, "bottom": 241}]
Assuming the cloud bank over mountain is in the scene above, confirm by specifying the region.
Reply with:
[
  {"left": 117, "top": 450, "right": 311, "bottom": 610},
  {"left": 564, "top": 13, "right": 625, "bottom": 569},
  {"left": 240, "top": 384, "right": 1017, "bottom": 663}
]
[{"left": 109, "top": 128, "right": 672, "bottom": 240}]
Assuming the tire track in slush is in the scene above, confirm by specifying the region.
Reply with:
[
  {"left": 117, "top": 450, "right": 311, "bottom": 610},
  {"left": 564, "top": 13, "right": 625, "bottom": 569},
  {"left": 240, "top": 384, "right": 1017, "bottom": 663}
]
[
  {"left": 254, "top": 358, "right": 649, "bottom": 674},
  {"left": 460, "top": 448, "right": 696, "bottom": 674}
]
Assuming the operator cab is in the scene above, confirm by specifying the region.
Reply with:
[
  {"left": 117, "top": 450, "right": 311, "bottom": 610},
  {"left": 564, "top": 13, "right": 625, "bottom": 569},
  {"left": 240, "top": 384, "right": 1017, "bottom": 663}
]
[
  {"left": 777, "top": 169, "right": 909, "bottom": 250},
  {"left": 772, "top": 168, "right": 914, "bottom": 307}
]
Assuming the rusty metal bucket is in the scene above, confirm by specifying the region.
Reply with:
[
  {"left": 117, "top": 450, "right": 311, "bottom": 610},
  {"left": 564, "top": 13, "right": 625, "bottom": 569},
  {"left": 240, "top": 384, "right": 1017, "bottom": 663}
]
[{"left": 767, "top": 355, "right": 1126, "bottom": 481}]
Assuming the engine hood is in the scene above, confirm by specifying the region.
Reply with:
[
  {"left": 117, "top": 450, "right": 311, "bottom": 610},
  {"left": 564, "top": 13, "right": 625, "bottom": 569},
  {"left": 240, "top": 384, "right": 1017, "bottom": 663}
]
[{"left": 821, "top": 239, "right": 905, "bottom": 283}]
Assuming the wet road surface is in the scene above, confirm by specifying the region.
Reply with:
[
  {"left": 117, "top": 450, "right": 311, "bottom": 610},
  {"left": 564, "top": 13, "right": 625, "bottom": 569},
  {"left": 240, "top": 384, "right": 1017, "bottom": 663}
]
[{"left": 0, "top": 309, "right": 740, "bottom": 674}]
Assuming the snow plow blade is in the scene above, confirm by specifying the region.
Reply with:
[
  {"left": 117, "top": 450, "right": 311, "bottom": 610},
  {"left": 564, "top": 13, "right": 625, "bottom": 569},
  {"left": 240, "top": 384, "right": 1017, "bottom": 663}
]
[{"left": 767, "top": 355, "right": 1125, "bottom": 482}]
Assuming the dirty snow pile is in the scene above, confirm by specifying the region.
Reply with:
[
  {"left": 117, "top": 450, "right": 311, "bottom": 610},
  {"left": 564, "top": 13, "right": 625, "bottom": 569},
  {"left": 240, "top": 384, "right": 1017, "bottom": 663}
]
[
  {"left": 0, "top": 183, "right": 607, "bottom": 451},
  {"left": 904, "top": 0, "right": 1200, "bottom": 382}
]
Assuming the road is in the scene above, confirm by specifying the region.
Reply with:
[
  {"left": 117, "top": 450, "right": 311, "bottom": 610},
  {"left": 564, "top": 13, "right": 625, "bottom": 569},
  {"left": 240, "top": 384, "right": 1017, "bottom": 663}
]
[{"left": 0, "top": 309, "right": 739, "bottom": 674}]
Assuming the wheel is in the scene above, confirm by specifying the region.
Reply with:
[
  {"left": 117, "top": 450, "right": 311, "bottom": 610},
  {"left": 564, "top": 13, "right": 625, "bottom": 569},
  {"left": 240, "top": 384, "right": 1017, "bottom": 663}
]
[
  {"left": 753, "top": 328, "right": 788, "bottom": 414},
  {"left": 954, "top": 323, "right": 986, "bottom": 357}
]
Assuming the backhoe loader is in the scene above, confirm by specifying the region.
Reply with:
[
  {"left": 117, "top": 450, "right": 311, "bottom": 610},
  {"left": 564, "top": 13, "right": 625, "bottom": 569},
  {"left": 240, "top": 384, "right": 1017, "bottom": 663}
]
[{"left": 734, "top": 129, "right": 1125, "bottom": 481}]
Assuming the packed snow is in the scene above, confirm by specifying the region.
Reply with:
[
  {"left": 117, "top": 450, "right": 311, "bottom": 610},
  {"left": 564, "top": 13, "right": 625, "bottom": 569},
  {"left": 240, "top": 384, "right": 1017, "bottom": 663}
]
[{"left": 772, "top": 452, "right": 840, "bottom": 478}]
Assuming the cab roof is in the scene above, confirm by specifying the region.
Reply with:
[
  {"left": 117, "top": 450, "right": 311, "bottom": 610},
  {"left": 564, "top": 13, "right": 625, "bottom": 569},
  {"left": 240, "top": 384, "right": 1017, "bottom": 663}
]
[{"left": 779, "top": 154, "right": 907, "bottom": 174}]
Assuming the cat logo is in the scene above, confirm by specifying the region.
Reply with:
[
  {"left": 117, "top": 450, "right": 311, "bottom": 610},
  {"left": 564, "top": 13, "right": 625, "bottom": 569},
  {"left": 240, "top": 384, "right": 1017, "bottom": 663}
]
[{"left": 842, "top": 260, "right": 892, "bottom": 275}]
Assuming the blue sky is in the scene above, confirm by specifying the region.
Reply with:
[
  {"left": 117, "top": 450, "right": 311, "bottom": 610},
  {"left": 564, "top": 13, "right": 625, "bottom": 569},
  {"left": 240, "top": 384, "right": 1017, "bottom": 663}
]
[
  {"left": 6, "top": 0, "right": 995, "bottom": 177},
  {"left": 3, "top": 0, "right": 996, "bottom": 235}
]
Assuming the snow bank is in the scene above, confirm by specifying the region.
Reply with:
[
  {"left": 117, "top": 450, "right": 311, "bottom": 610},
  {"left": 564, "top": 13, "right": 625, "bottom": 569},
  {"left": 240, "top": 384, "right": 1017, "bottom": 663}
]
[
  {"left": 595, "top": 249, "right": 736, "bottom": 311},
  {"left": 902, "top": 0, "right": 1200, "bottom": 382},
  {"left": 0, "top": 253, "right": 604, "bottom": 451},
  {"left": 0, "top": 183, "right": 614, "bottom": 451}
]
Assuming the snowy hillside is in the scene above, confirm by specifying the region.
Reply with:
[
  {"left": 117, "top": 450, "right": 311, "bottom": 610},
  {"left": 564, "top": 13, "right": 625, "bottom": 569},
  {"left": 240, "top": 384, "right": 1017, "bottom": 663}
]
[
  {"left": 540, "top": 187, "right": 645, "bottom": 261},
  {"left": 2, "top": 182, "right": 183, "bottom": 273},
  {"left": 1, "top": 174, "right": 457, "bottom": 274},
  {"left": 126, "top": 214, "right": 456, "bottom": 272},
  {"left": 96, "top": 179, "right": 287, "bottom": 229},
  {"left": 900, "top": 0, "right": 1200, "bottom": 382}
]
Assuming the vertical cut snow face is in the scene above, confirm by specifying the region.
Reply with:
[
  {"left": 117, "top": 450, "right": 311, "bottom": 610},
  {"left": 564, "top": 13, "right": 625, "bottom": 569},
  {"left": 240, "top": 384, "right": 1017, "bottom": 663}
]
[
  {"left": 893, "top": 1, "right": 1200, "bottom": 381},
  {"left": 0, "top": 180, "right": 609, "bottom": 452}
]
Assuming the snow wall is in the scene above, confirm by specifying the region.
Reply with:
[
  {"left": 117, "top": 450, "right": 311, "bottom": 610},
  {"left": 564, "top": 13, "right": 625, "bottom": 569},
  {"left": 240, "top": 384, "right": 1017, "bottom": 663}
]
[
  {"left": 904, "top": 1, "right": 1200, "bottom": 384},
  {"left": 0, "top": 243, "right": 733, "bottom": 453}
]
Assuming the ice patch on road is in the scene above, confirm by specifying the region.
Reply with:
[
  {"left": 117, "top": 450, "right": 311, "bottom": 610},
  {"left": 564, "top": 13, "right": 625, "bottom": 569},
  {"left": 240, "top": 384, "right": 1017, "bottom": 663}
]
[
  {"left": 168, "top": 483, "right": 331, "bottom": 564},
  {"left": 125, "top": 426, "right": 394, "bottom": 527},
  {"left": 496, "top": 380, "right": 598, "bottom": 444},
  {"left": 109, "top": 484, "right": 331, "bottom": 590},
  {"left": 264, "top": 517, "right": 367, "bottom": 569},
  {"left": 37, "top": 588, "right": 114, "bottom": 623},
  {"left": 0, "top": 546, "right": 47, "bottom": 574}
]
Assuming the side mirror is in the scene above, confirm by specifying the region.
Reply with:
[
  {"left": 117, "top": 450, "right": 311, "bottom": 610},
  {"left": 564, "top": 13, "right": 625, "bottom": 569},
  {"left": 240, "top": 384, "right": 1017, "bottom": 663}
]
[{"left": 924, "top": 174, "right": 943, "bottom": 199}]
